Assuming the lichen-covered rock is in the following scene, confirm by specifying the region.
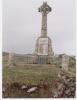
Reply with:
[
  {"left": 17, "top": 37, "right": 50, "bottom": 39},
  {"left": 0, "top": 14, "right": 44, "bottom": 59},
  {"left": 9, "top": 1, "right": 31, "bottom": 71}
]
[{"left": 52, "top": 71, "right": 76, "bottom": 98}]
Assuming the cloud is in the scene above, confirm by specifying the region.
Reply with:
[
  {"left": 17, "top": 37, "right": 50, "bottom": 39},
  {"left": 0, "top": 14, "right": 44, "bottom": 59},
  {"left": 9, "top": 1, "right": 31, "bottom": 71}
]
[{"left": 3, "top": 0, "right": 76, "bottom": 55}]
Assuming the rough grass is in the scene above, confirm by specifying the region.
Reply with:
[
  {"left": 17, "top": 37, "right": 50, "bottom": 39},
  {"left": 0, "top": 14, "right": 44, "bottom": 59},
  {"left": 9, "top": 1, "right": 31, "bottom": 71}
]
[
  {"left": 3, "top": 64, "right": 60, "bottom": 85},
  {"left": 2, "top": 64, "right": 76, "bottom": 98}
]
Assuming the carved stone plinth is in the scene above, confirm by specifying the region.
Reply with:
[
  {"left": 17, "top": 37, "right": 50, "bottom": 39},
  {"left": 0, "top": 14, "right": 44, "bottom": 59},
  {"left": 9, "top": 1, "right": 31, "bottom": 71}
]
[{"left": 35, "top": 37, "right": 54, "bottom": 56}]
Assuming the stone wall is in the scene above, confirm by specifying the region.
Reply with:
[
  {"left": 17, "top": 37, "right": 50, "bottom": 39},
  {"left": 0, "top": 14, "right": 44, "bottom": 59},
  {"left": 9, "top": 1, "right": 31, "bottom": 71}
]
[{"left": 3, "top": 52, "right": 75, "bottom": 67}]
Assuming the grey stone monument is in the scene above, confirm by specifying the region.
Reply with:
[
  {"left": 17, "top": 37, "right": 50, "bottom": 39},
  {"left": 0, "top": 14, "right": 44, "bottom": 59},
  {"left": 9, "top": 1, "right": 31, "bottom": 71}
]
[{"left": 35, "top": 2, "right": 54, "bottom": 64}]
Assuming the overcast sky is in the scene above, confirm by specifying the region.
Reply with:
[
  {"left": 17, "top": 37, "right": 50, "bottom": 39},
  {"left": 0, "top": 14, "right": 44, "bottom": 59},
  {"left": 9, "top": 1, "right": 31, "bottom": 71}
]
[{"left": 3, "top": 0, "right": 76, "bottom": 55}]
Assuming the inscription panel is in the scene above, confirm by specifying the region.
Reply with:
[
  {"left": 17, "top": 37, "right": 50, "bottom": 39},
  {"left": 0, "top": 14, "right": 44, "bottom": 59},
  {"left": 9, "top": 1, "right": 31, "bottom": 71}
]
[{"left": 38, "top": 38, "right": 48, "bottom": 55}]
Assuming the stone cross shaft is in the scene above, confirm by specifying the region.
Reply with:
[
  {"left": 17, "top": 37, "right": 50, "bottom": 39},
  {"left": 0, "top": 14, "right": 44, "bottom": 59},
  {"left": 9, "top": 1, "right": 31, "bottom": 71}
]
[{"left": 38, "top": 2, "right": 51, "bottom": 37}]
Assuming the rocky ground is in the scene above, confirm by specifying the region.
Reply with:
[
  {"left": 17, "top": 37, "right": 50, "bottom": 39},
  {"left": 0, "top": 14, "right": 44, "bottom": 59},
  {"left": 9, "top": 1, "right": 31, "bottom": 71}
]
[
  {"left": 2, "top": 71, "right": 76, "bottom": 98},
  {"left": 52, "top": 71, "right": 76, "bottom": 98}
]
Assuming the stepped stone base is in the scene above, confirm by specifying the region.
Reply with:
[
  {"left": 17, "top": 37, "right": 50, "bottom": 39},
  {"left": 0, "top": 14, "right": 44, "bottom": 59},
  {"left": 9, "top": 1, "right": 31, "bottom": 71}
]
[{"left": 34, "top": 36, "right": 54, "bottom": 64}]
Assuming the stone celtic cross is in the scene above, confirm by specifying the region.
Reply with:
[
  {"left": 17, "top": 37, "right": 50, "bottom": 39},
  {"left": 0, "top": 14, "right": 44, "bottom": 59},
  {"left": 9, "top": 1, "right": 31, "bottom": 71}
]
[{"left": 38, "top": 2, "right": 52, "bottom": 37}]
